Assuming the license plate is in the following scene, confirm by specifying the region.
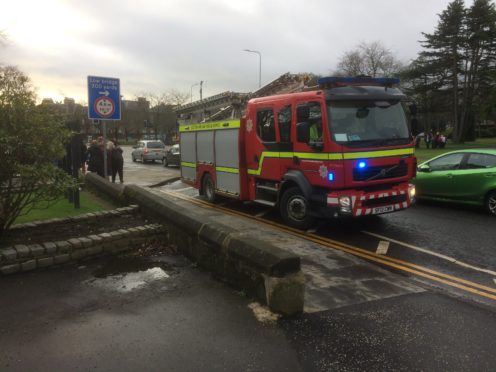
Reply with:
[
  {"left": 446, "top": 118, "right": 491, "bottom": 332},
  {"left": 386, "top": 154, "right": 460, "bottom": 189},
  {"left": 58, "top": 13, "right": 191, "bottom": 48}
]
[{"left": 373, "top": 205, "right": 394, "bottom": 214}]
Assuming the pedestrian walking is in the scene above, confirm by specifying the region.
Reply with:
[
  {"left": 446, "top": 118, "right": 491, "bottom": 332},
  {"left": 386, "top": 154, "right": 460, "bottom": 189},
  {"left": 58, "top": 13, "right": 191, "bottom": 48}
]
[{"left": 109, "top": 141, "right": 124, "bottom": 183}]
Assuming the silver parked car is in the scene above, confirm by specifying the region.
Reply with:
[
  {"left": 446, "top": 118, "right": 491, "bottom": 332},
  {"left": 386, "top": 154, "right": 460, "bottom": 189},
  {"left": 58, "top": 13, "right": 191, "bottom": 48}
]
[{"left": 131, "top": 140, "right": 166, "bottom": 163}]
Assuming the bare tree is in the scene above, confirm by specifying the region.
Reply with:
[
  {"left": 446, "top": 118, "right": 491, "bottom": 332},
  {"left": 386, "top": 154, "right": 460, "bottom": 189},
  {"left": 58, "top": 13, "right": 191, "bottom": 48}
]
[
  {"left": 336, "top": 50, "right": 365, "bottom": 76},
  {"left": 162, "top": 89, "right": 189, "bottom": 106},
  {"left": 139, "top": 89, "right": 187, "bottom": 143},
  {"left": 334, "top": 41, "right": 403, "bottom": 77}
]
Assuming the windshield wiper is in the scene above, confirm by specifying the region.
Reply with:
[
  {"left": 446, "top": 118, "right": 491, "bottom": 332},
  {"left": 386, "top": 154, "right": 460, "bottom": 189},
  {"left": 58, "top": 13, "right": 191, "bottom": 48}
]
[{"left": 341, "top": 139, "right": 385, "bottom": 147}]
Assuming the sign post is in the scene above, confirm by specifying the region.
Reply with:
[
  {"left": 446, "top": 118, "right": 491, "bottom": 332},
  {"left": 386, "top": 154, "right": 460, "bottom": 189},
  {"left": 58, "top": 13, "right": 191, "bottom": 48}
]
[{"left": 87, "top": 76, "right": 121, "bottom": 180}]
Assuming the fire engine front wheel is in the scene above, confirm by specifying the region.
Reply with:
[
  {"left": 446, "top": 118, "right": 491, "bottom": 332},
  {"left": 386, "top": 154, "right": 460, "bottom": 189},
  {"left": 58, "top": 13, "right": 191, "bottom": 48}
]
[
  {"left": 280, "top": 187, "right": 315, "bottom": 229},
  {"left": 202, "top": 174, "right": 216, "bottom": 203}
]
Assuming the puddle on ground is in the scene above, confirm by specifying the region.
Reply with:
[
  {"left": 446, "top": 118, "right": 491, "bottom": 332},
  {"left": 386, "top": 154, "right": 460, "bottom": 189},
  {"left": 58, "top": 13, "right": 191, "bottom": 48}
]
[{"left": 88, "top": 257, "right": 171, "bottom": 293}]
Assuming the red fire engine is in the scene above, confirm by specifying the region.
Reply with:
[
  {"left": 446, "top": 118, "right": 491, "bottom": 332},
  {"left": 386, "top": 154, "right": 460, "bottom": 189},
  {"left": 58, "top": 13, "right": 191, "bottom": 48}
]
[{"left": 180, "top": 77, "right": 416, "bottom": 228}]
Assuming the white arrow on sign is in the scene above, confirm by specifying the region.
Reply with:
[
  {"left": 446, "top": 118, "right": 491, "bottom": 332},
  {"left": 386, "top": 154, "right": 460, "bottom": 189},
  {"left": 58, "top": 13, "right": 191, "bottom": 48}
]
[{"left": 98, "top": 90, "right": 110, "bottom": 96}]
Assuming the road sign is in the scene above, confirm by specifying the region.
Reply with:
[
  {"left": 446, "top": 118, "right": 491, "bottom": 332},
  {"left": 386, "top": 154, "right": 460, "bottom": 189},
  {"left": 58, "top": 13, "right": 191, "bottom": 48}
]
[{"left": 87, "top": 76, "right": 121, "bottom": 120}]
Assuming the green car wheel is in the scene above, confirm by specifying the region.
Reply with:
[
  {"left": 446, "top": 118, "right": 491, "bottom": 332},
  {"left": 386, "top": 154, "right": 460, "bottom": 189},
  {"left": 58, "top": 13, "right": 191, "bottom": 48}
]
[{"left": 486, "top": 191, "right": 496, "bottom": 216}]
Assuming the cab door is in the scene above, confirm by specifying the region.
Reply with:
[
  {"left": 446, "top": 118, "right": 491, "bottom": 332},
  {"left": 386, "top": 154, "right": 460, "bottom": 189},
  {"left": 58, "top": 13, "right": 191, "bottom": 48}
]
[
  {"left": 244, "top": 105, "right": 278, "bottom": 180},
  {"left": 292, "top": 100, "right": 328, "bottom": 187}
]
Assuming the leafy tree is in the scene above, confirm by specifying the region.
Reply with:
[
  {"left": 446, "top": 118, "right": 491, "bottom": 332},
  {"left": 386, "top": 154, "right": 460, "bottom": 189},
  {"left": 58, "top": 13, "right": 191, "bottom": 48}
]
[
  {"left": 402, "top": 0, "right": 496, "bottom": 142},
  {"left": 459, "top": 0, "right": 496, "bottom": 142},
  {"left": 0, "top": 66, "right": 75, "bottom": 234},
  {"left": 335, "top": 41, "right": 404, "bottom": 77}
]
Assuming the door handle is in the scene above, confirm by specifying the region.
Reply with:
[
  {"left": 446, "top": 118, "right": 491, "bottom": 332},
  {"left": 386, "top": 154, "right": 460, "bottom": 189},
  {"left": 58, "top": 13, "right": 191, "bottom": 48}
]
[{"left": 254, "top": 154, "right": 259, "bottom": 163}]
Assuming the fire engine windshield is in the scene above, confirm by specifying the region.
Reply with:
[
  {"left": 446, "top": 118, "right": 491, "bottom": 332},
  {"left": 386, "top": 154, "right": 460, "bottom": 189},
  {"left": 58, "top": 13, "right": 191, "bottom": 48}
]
[{"left": 327, "top": 100, "right": 410, "bottom": 148}]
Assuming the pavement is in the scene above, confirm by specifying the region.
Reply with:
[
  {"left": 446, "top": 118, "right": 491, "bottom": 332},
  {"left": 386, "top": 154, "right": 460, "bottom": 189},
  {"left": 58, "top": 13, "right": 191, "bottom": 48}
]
[{"left": 2, "top": 151, "right": 496, "bottom": 371}]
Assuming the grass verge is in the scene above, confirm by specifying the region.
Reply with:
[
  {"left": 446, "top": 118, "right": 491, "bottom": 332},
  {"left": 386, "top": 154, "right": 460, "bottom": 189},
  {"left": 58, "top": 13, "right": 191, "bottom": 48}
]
[
  {"left": 14, "top": 190, "right": 115, "bottom": 225},
  {"left": 414, "top": 137, "right": 496, "bottom": 163}
]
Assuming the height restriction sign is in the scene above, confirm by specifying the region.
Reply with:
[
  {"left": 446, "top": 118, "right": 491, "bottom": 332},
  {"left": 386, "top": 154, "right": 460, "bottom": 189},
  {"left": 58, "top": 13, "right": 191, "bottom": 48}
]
[{"left": 87, "top": 76, "right": 121, "bottom": 121}]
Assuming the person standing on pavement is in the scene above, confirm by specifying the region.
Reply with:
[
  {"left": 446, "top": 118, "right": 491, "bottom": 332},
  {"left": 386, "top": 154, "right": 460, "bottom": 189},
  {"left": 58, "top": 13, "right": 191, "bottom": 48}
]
[
  {"left": 87, "top": 139, "right": 104, "bottom": 177},
  {"left": 425, "top": 130, "right": 433, "bottom": 149},
  {"left": 109, "top": 140, "right": 124, "bottom": 183}
]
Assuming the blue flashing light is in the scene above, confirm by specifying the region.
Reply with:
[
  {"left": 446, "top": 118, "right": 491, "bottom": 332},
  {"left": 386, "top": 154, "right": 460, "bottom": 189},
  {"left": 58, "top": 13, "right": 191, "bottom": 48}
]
[
  {"left": 358, "top": 161, "right": 367, "bottom": 169},
  {"left": 328, "top": 172, "right": 334, "bottom": 181},
  {"left": 318, "top": 76, "right": 400, "bottom": 88}
]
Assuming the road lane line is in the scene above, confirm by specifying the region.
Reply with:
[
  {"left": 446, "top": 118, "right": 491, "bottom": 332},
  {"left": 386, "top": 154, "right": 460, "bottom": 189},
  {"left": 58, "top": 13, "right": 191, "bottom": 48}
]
[
  {"left": 159, "top": 190, "right": 496, "bottom": 299},
  {"left": 376, "top": 241, "right": 389, "bottom": 255},
  {"left": 173, "top": 187, "right": 194, "bottom": 193},
  {"left": 362, "top": 230, "right": 496, "bottom": 277}
]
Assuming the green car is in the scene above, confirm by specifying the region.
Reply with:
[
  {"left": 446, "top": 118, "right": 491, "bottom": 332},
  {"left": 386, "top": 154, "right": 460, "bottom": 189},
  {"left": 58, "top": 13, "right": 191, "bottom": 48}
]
[{"left": 414, "top": 149, "right": 496, "bottom": 216}]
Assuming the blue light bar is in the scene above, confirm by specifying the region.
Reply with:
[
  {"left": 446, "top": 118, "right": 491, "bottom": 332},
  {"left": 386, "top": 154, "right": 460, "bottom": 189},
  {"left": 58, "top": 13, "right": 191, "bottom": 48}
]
[
  {"left": 358, "top": 161, "right": 367, "bottom": 169},
  {"left": 318, "top": 76, "right": 400, "bottom": 88},
  {"left": 328, "top": 172, "right": 334, "bottom": 181}
]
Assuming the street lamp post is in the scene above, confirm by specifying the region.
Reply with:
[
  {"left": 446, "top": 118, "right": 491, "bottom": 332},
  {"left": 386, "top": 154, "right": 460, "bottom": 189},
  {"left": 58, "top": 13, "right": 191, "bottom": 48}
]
[
  {"left": 190, "top": 82, "right": 199, "bottom": 102},
  {"left": 243, "top": 49, "right": 262, "bottom": 88}
]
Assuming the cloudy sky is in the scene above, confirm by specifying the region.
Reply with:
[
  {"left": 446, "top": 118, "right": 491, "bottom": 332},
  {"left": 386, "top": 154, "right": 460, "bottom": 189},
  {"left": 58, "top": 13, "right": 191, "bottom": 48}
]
[{"left": 1, "top": 0, "right": 456, "bottom": 103}]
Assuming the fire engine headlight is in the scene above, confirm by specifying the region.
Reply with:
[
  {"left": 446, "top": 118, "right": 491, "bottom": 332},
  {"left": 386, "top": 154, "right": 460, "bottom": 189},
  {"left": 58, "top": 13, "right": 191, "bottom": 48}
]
[
  {"left": 408, "top": 184, "right": 416, "bottom": 200},
  {"left": 339, "top": 196, "right": 352, "bottom": 213}
]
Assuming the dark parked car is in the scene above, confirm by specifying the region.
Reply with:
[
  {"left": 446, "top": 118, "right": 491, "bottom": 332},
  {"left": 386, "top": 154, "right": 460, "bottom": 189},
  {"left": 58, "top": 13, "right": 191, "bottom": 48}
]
[
  {"left": 413, "top": 149, "right": 496, "bottom": 215},
  {"left": 163, "top": 144, "right": 180, "bottom": 167}
]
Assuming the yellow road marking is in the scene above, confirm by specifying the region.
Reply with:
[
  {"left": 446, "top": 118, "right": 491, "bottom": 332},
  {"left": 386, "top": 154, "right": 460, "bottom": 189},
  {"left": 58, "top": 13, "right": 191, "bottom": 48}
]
[{"left": 158, "top": 189, "right": 496, "bottom": 300}]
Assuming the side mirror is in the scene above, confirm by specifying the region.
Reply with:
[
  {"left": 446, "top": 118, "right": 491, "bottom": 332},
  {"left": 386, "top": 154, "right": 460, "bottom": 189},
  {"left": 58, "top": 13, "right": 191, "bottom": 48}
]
[
  {"left": 296, "top": 122, "right": 310, "bottom": 143},
  {"left": 417, "top": 164, "right": 430, "bottom": 173}
]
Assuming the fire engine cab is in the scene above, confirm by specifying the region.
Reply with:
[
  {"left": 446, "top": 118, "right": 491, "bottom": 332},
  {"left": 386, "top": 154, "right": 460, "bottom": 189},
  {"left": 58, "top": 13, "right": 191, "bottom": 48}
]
[{"left": 180, "top": 77, "right": 416, "bottom": 228}]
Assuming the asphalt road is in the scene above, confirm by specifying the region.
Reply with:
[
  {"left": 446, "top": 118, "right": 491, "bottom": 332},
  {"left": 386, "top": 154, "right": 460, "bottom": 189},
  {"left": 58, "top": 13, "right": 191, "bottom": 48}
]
[{"left": 122, "top": 145, "right": 180, "bottom": 187}]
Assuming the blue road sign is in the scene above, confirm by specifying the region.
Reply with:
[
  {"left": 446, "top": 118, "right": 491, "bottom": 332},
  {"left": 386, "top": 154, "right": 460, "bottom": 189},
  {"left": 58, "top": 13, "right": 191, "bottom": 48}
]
[{"left": 87, "top": 76, "right": 121, "bottom": 121}]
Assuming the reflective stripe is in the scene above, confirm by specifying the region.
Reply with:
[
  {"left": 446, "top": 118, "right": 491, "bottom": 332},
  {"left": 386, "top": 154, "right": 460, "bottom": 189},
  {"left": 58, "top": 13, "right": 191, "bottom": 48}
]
[
  {"left": 216, "top": 166, "right": 239, "bottom": 174},
  {"left": 181, "top": 161, "right": 197, "bottom": 168},
  {"left": 179, "top": 120, "right": 241, "bottom": 132},
  {"left": 247, "top": 149, "right": 412, "bottom": 176},
  {"left": 343, "top": 148, "right": 414, "bottom": 159}
]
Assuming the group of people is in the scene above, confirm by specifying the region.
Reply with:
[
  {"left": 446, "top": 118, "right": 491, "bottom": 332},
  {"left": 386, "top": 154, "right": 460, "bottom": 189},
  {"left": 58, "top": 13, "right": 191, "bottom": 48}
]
[
  {"left": 415, "top": 130, "right": 447, "bottom": 149},
  {"left": 86, "top": 137, "right": 124, "bottom": 183}
]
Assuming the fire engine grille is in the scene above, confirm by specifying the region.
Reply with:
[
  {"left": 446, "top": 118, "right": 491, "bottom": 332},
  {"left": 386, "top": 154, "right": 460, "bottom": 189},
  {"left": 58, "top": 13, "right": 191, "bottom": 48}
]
[
  {"left": 353, "top": 162, "right": 408, "bottom": 182},
  {"left": 361, "top": 194, "right": 407, "bottom": 208}
]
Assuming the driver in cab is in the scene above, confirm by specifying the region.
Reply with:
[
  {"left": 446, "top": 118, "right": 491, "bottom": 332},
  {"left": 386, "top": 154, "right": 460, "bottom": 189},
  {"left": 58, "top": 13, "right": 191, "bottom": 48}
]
[{"left": 309, "top": 108, "right": 323, "bottom": 142}]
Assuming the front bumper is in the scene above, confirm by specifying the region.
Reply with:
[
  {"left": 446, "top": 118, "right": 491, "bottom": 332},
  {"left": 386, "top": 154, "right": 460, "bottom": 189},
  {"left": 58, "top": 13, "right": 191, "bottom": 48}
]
[{"left": 326, "top": 183, "right": 415, "bottom": 217}]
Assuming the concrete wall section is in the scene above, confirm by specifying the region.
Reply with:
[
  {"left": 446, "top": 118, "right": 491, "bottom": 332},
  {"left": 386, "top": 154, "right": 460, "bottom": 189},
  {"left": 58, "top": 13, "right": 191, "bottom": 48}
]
[{"left": 121, "top": 183, "right": 304, "bottom": 315}]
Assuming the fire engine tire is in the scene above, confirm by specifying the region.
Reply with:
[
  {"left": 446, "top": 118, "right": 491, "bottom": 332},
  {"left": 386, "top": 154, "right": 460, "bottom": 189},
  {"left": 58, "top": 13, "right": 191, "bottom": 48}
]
[
  {"left": 203, "top": 174, "right": 216, "bottom": 203},
  {"left": 280, "top": 186, "right": 315, "bottom": 229}
]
